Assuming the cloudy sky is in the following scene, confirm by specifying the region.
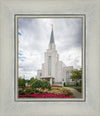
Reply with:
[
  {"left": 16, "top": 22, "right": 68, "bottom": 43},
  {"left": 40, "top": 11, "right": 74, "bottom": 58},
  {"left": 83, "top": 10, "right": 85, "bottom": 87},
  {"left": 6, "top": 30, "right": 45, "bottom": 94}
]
[{"left": 18, "top": 18, "right": 82, "bottom": 79}]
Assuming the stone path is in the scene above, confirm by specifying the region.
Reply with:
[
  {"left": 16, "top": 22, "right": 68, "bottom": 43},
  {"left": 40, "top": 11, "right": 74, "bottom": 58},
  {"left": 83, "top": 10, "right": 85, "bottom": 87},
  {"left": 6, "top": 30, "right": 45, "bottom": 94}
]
[{"left": 65, "top": 87, "right": 82, "bottom": 98}]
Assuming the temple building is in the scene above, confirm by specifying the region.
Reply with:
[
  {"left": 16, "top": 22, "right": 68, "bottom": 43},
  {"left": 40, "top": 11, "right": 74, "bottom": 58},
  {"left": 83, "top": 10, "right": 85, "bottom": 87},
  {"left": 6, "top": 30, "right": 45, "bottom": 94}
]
[{"left": 37, "top": 25, "right": 75, "bottom": 85}]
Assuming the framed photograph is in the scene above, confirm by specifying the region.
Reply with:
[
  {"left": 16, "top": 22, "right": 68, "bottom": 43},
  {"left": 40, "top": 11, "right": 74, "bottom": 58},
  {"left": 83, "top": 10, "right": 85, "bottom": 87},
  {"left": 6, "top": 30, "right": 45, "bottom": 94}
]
[
  {"left": 0, "top": 0, "right": 100, "bottom": 116},
  {"left": 15, "top": 14, "right": 86, "bottom": 102}
]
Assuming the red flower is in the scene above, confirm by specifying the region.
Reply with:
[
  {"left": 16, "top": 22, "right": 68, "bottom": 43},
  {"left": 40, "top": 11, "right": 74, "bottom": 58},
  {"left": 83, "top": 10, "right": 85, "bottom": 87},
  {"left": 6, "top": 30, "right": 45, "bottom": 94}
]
[{"left": 19, "top": 93, "right": 75, "bottom": 98}]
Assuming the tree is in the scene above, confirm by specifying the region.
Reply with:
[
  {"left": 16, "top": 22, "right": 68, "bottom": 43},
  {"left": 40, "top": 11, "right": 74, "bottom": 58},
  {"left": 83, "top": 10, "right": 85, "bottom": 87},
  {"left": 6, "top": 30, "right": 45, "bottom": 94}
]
[
  {"left": 25, "top": 79, "right": 30, "bottom": 84},
  {"left": 18, "top": 78, "right": 26, "bottom": 87},
  {"left": 22, "top": 78, "right": 26, "bottom": 87},
  {"left": 30, "top": 77, "right": 34, "bottom": 84},
  {"left": 70, "top": 69, "right": 82, "bottom": 86},
  {"left": 18, "top": 78, "right": 23, "bottom": 87}
]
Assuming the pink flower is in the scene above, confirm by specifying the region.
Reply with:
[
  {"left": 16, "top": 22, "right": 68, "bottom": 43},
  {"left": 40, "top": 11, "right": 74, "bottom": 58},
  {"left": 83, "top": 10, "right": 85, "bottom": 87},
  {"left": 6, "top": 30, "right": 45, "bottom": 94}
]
[{"left": 18, "top": 93, "right": 75, "bottom": 98}]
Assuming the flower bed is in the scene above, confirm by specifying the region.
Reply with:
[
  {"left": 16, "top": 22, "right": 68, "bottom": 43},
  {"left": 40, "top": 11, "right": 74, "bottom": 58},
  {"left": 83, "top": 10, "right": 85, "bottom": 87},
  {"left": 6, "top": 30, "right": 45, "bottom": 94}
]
[
  {"left": 18, "top": 87, "right": 75, "bottom": 98},
  {"left": 19, "top": 93, "right": 74, "bottom": 98}
]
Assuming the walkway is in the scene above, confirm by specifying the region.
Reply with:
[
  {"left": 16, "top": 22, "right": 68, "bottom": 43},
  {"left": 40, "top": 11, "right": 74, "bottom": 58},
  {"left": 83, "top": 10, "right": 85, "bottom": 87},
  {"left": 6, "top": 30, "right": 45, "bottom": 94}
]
[{"left": 64, "top": 87, "right": 82, "bottom": 98}]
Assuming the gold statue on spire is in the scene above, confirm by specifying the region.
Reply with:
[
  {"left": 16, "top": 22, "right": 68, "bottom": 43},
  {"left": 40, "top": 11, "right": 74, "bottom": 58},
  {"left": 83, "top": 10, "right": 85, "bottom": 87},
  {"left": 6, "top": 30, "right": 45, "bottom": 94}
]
[{"left": 51, "top": 24, "right": 53, "bottom": 29}]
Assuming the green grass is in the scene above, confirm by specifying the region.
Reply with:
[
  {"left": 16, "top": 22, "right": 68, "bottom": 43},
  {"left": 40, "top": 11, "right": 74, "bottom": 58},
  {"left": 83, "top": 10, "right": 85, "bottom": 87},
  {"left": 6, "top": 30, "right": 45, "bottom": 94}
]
[
  {"left": 64, "top": 85, "right": 81, "bottom": 87},
  {"left": 75, "top": 88, "right": 82, "bottom": 93},
  {"left": 64, "top": 85, "right": 82, "bottom": 93}
]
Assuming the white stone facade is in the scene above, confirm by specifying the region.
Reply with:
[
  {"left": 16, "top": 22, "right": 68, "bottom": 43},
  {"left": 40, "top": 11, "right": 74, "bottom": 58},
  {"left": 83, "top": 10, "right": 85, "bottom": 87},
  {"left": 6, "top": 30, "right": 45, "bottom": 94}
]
[{"left": 37, "top": 27, "right": 74, "bottom": 85}]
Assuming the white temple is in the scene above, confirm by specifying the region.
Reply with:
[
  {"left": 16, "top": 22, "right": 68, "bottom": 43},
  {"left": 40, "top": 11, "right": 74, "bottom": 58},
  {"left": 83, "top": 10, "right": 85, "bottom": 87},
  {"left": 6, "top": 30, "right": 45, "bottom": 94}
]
[{"left": 37, "top": 25, "right": 74, "bottom": 85}]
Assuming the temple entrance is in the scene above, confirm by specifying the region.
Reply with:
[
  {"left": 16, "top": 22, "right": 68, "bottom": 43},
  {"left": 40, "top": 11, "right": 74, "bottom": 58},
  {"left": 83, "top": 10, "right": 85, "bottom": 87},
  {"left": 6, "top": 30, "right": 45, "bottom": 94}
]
[{"left": 40, "top": 77, "right": 55, "bottom": 85}]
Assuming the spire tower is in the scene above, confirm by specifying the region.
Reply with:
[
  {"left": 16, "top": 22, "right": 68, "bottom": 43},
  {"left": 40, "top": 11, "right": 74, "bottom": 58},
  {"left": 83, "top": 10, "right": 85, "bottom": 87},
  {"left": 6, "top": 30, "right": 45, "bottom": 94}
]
[{"left": 49, "top": 24, "right": 55, "bottom": 44}]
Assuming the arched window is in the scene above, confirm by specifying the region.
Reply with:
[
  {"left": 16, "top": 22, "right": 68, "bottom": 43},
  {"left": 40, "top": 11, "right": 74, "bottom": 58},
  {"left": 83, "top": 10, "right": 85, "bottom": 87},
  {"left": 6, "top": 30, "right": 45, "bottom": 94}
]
[
  {"left": 40, "top": 73, "right": 42, "bottom": 76},
  {"left": 48, "top": 56, "right": 51, "bottom": 76}
]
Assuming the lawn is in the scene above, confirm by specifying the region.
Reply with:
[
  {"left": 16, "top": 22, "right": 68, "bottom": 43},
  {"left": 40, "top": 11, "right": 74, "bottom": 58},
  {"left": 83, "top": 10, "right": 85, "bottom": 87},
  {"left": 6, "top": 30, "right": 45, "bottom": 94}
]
[{"left": 64, "top": 85, "right": 81, "bottom": 88}]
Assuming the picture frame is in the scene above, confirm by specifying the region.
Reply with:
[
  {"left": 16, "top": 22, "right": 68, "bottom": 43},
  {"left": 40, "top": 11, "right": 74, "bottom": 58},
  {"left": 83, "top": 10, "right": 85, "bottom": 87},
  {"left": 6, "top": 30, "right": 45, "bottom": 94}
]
[
  {"left": 15, "top": 14, "right": 86, "bottom": 102},
  {"left": 0, "top": 0, "right": 100, "bottom": 116}
]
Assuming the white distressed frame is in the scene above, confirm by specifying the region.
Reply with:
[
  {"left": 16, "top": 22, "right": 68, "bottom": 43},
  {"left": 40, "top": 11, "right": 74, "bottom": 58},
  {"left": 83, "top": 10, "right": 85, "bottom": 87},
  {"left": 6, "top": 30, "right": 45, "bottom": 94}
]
[{"left": 0, "top": 0, "right": 100, "bottom": 116}]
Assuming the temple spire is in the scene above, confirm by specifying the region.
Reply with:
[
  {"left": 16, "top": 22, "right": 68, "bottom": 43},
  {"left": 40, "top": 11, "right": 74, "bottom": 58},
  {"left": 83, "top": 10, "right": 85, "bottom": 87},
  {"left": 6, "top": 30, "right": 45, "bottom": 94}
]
[{"left": 50, "top": 24, "right": 55, "bottom": 44}]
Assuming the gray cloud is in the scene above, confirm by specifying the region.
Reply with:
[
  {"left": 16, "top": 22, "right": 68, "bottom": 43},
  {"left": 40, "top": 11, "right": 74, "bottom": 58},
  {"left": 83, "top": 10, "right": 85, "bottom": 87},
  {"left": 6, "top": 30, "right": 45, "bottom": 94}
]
[{"left": 18, "top": 18, "right": 82, "bottom": 79}]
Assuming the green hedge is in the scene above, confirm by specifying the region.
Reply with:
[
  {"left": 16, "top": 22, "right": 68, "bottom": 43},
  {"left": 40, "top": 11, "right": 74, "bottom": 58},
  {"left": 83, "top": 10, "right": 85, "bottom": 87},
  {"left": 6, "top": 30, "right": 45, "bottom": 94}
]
[{"left": 30, "top": 79, "right": 51, "bottom": 90}]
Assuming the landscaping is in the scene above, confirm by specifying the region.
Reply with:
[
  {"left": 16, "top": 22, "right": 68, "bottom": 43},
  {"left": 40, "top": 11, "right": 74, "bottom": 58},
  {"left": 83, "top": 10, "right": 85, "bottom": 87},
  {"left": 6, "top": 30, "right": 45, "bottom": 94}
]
[
  {"left": 18, "top": 74, "right": 83, "bottom": 98},
  {"left": 18, "top": 87, "right": 74, "bottom": 98},
  {"left": 18, "top": 79, "right": 74, "bottom": 98}
]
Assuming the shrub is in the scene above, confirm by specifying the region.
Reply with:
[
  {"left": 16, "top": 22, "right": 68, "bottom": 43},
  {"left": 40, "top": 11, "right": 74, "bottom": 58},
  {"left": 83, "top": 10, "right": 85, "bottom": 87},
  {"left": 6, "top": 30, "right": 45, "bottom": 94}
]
[
  {"left": 76, "top": 88, "right": 82, "bottom": 93},
  {"left": 34, "top": 89, "right": 40, "bottom": 93},
  {"left": 31, "top": 80, "right": 42, "bottom": 89},
  {"left": 30, "top": 79, "right": 51, "bottom": 90},
  {"left": 25, "top": 88, "right": 40, "bottom": 94},
  {"left": 30, "top": 90, "right": 35, "bottom": 94},
  {"left": 19, "top": 90, "right": 25, "bottom": 95},
  {"left": 80, "top": 80, "right": 82, "bottom": 86},
  {"left": 42, "top": 80, "right": 51, "bottom": 90},
  {"left": 30, "top": 77, "right": 35, "bottom": 84},
  {"left": 76, "top": 82, "right": 79, "bottom": 86},
  {"left": 64, "top": 82, "right": 66, "bottom": 87},
  {"left": 25, "top": 88, "right": 32, "bottom": 94}
]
